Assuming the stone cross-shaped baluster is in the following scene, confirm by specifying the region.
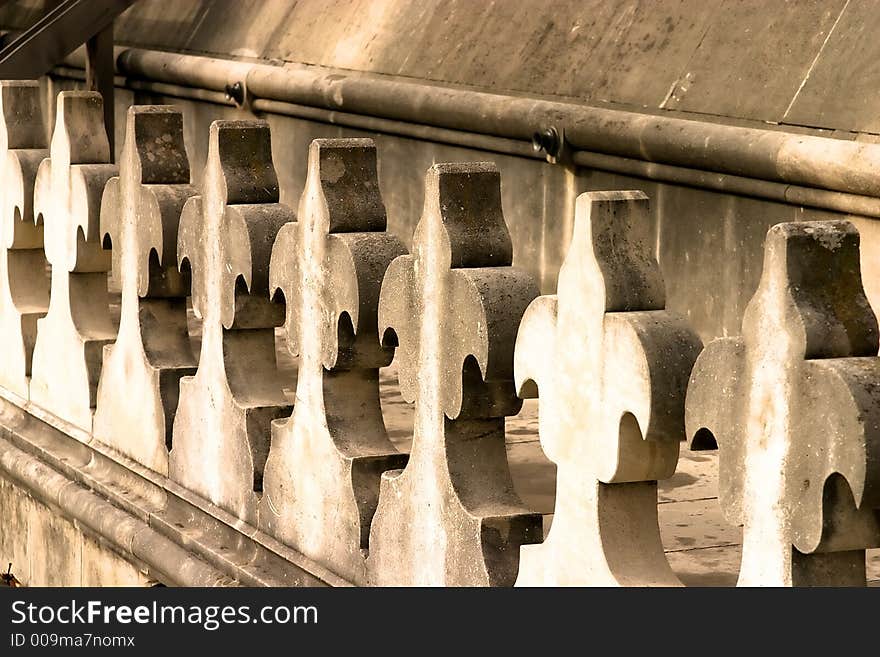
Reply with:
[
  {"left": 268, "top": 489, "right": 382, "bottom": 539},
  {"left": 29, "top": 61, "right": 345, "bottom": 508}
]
[
  {"left": 30, "top": 91, "right": 118, "bottom": 431},
  {"left": 367, "top": 162, "right": 542, "bottom": 586},
  {"left": 260, "top": 138, "right": 408, "bottom": 583},
  {"left": 514, "top": 191, "right": 702, "bottom": 586},
  {"left": 0, "top": 81, "right": 49, "bottom": 398},
  {"left": 687, "top": 220, "right": 880, "bottom": 586},
  {"left": 93, "top": 106, "right": 198, "bottom": 474},
  {"left": 171, "top": 120, "right": 293, "bottom": 523}
]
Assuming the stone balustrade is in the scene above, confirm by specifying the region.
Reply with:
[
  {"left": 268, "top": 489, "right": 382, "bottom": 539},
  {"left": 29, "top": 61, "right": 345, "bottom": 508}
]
[
  {"left": 686, "top": 220, "right": 880, "bottom": 585},
  {"left": 514, "top": 190, "right": 702, "bottom": 586},
  {"left": 93, "top": 105, "right": 197, "bottom": 475},
  {"left": 260, "top": 138, "right": 407, "bottom": 585},
  {"left": 0, "top": 81, "right": 48, "bottom": 399},
  {"left": 1, "top": 84, "right": 879, "bottom": 587},
  {"left": 171, "top": 119, "right": 292, "bottom": 524},
  {"left": 29, "top": 91, "right": 117, "bottom": 432}
]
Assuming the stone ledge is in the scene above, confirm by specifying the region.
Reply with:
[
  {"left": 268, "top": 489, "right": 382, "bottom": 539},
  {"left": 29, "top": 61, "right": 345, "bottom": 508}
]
[{"left": 0, "top": 386, "right": 350, "bottom": 587}]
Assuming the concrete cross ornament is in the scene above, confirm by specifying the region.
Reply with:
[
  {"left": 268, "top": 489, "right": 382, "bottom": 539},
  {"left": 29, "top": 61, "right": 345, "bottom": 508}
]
[
  {"left": 687, "top": 221, "right": 880, "bottom": 586},
  {"left": 171, "top": 120, "right": 292, "bottom": 523},
  {"left": 514, "top": 191, "right": 702, "bottom": 586},
  {"left": 367, "top": 162, "right": 542, "bottom": 586},
  {"left": 0, "top": 81, "right": 49, "bottom": 398},
  {"left": 93, "top": 106, "right": 198, "bottom": 474},
  {"left": 29, "top": 91, "right": 118, "bottom": 431},
  {"left": 260, "top": 139, "right": 408, "bottom": 583}
]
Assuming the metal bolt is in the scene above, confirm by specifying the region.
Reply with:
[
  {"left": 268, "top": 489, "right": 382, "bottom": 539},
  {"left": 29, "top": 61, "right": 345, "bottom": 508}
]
[
  {"left": 224, "top": 81, "right": 244, "bottom": 105},
  {"left": 532, "top": 126, "right": 560, "bottom": 156}
]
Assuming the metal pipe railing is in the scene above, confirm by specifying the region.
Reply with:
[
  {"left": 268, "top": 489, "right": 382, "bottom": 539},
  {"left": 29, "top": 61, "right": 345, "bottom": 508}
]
[{"left": 54, "top": 46, "right": 880, "bottom": 218}]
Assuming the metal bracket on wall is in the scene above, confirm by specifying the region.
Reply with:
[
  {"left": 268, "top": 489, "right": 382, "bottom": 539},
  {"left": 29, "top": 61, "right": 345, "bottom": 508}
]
[
  {"left": 532, "top": 125, "right": 571, "bottom": 165},
  {"left": 224, "top": 80, "right": 247, "bottom": 107}
]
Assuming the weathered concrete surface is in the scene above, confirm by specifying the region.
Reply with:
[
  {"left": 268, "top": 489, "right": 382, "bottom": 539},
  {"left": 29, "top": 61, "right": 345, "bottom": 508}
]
[
  {"left": 170, "top": 120, "right": 292, "bottom": 524},
  {"left": 260, "top": 139, "right": 407, "bottom": 583},
  {"left": 93, "top": 106, "right": 197, "bottom": 474},
  {"left": 367, "top": 162, "right": 541, "bottom": 586},
  {"left": 0, "top": 382, "right": 342, "bottom": 586},
  {"left": 686, "top": 221, "right": 880, "bottom": 586},
  {"left": 660, "top": 1, "right": 848, "bottom": 121},
  {"left": 0, "top": 475, "right": 152, "bottom": 586},
  {"left": 0, "top": 81, "right": 49, "bottom": 399},
  {"left": 514, "top": 191, "right": 702, "bottom": 586},
  {"left": 781, "top": 1, "right": 880, "bottom": 134},
  {"left": 14, "top": 0, "right": 869, "bottom": 131},
  {"left": 29, "top": 91, "right": 118, "bottom": 432}
]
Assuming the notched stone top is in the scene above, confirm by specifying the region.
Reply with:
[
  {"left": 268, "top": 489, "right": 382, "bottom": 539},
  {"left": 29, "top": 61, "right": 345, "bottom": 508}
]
[
  {"left": 577, "top": 190, "right": 665, "bottom": 312},
  {"left": 34, "top": 91, "right": 116, "bottom": 274},
  {"left": 415, "top": 161, "right": 513, "bottom": 269},
  {"left": 308, "top": 137, "right": 386, "bottom": 233},
  {"left": 51, "top": 91, "right": 111, "bottom": 166},
  {"left": 102, "top": 106, "right": 194, "bottom": 297},
  {"left": 752, "top": 220, "right": 878, "bottom": 359},
  {"left": 516, "top": 190, "right": 699, "bottom": 484},
  {"left": 0, "top": 80, "right": 46, "bottom": 152},
  {"left": 271, "top": 138, "right": 399, "bottom": 367},
  {"left": 212, "top": 120, "right": 279, "bottom": 205},
  {"left": 0, "top": 80, "right": 46, "bottom": 250},
  {"left": 128, "top": 106, "right": 190, "bottom": 185}
]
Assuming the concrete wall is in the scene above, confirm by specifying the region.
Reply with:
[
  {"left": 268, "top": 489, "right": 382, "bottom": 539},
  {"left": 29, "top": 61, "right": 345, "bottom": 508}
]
[
  {"left": 10, "top": 0, "right": 880, "bottom": 133},
  {"left": 6, "top": 0, "right": 880, "bottom": 343},
  {"left": 0, "top": 475, "right": 152, "bottom": 586}
]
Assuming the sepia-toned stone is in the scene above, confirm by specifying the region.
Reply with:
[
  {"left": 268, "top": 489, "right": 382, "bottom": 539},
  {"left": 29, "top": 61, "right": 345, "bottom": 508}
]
[
  {"left": 170, "top": 120, "right": 292, "bottom": 524},
  {"left": 29, "top": 91, "right": 117, "bottom": 432},
  {"left": 686, "top": 220, "right": 880, "bottom": 586},
  {"left": 93, "top": 106, "right": 198, "bottom": 474},
  {"left": 367, "top": 162, "right": 542, "bottom": 586},
  {"left": 514, "top": 191, "right": 702, "bottom": 586},
  {"left": 0, "top": 81, "right": 49, "bottom": 399},
  {"left": 260, "top": 138, "right": 407, "bottom": 583}
]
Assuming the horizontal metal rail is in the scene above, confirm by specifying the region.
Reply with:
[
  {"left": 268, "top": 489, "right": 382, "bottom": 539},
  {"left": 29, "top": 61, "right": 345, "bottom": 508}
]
[{"left": 52, "top": 46, "right": 880, "bottom": 218}]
